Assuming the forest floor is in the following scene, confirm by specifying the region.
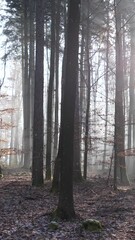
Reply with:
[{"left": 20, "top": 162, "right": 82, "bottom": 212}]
[{"left": 0, "top": 169, "right": 135, "bottom": 240}]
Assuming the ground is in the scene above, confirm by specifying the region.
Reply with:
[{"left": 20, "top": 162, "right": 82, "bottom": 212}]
[{"left": 1, "top": 170, "right": 135, "bottom": 240}]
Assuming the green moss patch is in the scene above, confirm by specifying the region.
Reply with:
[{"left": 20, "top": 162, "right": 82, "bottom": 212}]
[
  {"left": 48, "top": 221, "right": 59, "bottom": 230},
  {"left": 82, "top": 219, "right": 102, "bottom": 232}
]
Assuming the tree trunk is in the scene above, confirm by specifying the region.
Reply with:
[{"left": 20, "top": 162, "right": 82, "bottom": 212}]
[
  {"left": 53, "top": 0, "right": 61, "bottom": 165},
  {"left": 103, "top": 2, "right": 109, "bottom": 171},
  {"left": 128, "top": 20, "right": 135, "bottom": 176},
  {"left": 46, "top": 0, "right": 56, "bottom": 180},
  {"left": 56, "top": 0, "right": 80, "bottom": 219},
  {"left": 73, "top": 88, "right": 82, "bottom": 181},
  {"left": 114, "top": 0, "right": 129, "bottom": 189},
  {"left": 83, "top": 2, "right": 91, "bottom": 180},
  {"left": 51, "top": 49, "right": 66, "bottom": 192},
  {"left": 29, "top": 0, "right": 35, "bottom": 166},
  {"left": 32, "top": 0, "right": 44, "bottom": 187},
  {"left": 23, "top": 0, "right": 31, "bottom": 169}
]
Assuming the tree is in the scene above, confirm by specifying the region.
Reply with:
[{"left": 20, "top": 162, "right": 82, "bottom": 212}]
[
  {"left": 56, "top": 0, "right": 80, "bottom": 219},
  {"left": 32, "top": 0, "right": 44, "bottom": 187},
  {"left": 53, "top": 0, "right": 61, "bottom": 166},
  {"left": 29, "top": 0, "right": 35, "bottom": 163},
  {"left": 83, "top": 0, "right": 91, "bottom": 180},
  {"left": 114, "top": 0, "right": 129, "bottom": 189},
  {"left": 51, "top": 49, "right": 66, "bottom": 192},
  {"left": 73, "top": 89, "right": 82, "bottom": 181},
  {"left": 103, "top": 0, "right": 110, "bottom": 171},
  {"left": 23, "top": 0, "right": 31, "bottom": 169},
  {"left": 46, "top": 0, "right": 56, "bottom": 180}
]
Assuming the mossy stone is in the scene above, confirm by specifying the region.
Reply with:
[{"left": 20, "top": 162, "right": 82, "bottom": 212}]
[
  {"left": 49, "top": 221, "right": 59, "bottom": 230},
  {"left": 82, "top": 219, "right": 102, "bottom": 232}
]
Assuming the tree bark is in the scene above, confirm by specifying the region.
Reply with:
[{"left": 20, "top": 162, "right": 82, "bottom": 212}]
[
  {"left": 53, "top": 0, "right": 61, "bottom": 164},
  {"left": 56, "top": 0, "right": 80, "bottom": 219},
  {"left": 32, "top": 0, "right": 44, "bottom": 187},
  {"left": 114, "top": 0, "right": 129, "bottom": 189},
  {"left": 46, "top": 0, "right": 56, "bottom": 180},
  {"left": 83, "top": 1, "right": 91, "bottom": 180},
  {"left": 23, "top": 0, "right": 31, "bottom": 169},
  {"left": 29, "top": 0, "right": 35, "bottom": 166}
]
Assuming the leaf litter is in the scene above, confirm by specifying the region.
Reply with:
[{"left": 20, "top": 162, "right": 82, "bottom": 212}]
[{"left": 1, "top": 172, "right": 135, "bottom": 239}]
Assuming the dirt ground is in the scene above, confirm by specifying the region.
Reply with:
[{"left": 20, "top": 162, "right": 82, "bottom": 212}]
[{"left": 0, "top": 171, "right": 135, "bottom": 240}]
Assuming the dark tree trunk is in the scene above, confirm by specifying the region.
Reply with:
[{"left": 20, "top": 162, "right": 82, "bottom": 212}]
[
  {"left": 46, "top": 0, "right": 56, "bottom": 180},
  {"left": 53, "top": 0, "right": 61, "bottom": 163},
  {"left": 83, "top": 2, "right": 91, "bottom": 180},
  {"left": 128, "top": 20, "right": 135, "bottom": 176},
  {"left": 51, "top": 52, "right": 66, "bottom": 192},
  {"left": 23, "top": 0, "right": 31, "bottom": 169},
  {"left": 114, "top": 0, "right": 129, "bottom": 189},
  {"left": 52, "top": 0, "right": 67, "bottom": 192},
  {"left": 103, "top": 2, "right": 109, "bottom": 171},
  {"left": 32, "top": 0, "right": 44, "bottom": 187},
  {"left": 73, "top": 89, "right": 82, "bottom": 182},
  {"left": 29, "top": 0, "right": 35, "bottom": 165},
  {"left": 56, "top": 0, "right": 80, "bottom": 219}
]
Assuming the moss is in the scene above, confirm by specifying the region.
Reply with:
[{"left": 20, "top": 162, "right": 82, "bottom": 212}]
[
  {"left": 82, "top": 219, "right": 102, "bottom": 232},
  {"left": 48, "top": 221, "right": 59, "bottom": 230}
]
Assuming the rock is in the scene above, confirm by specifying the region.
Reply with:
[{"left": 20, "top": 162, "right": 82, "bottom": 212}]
[
  {"left": 82, "top": 219, "right": 102, "bottom": 232},
  {"left": 48, "top": 221, "right": 59, "bottom": 230}
]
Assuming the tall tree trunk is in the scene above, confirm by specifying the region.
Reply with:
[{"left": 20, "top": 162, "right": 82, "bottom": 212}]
[
  {"left": 51, "top": 49, "right": 66, "bottom": 192},
  {"left": 46, "top": 0, "right": 56, "bottom": 180},
  {"left": 23, "top": 0, "right": 31, "bottom": 169},
  {"left": 114, "top": 0, "right": 129, "bottom": 189},
  {"left": 73, "top": 88, "right": 82, "bottom": 181},
  {"left": 79, "top": 11, "right": 85, "bottom": 173},
  {"left": 29, "top": 0, "right": 35, "bottom": 165},
  {"left": 128, "top": 21, "right": 135, "bottom": 175},
  {"left": 20, "top": 16, "right": 25, "bottom": 167},
  {"left": 103, "top": 2, "right": 109, "bottom": 171},
  {"left": 10, "top": 81, "right": 15, "bottom": 167},
  {"left": 51, "top": 0, "right": 67, "bottom": 191},
  {"left": 83, "top": 1, "right": 91, "bottom": 180},
  {"left": 53, "top": 0, "right": 61, "bottom": 165},
  {"left": 56, "top": 0, "right": 80, "bottom": 219},
  {"left": 32, "top": 0, "right": 44, "bottom": 186}
]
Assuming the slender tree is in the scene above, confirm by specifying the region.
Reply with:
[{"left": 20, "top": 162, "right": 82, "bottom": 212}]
[
  {"left": 29, "top": 0, "right": 35, "bottom": 161},
  {"left": 23, "top": 0, "right": 31, "bottom": 168},
  {"left": 46, "top": 0, "right": 56, "bottom": 180},
  {"left": 51, "top": 49, "right": 66, "bottom": 192},
  {"left": 83, "top": 1, "right": 91, "bottom": 180},
  {"left": 53, "top": 0, "right": 61, "bottom": 163},
  {"left": 73, "top": 88, "right": 82, "bottom": 181},
  {"left": 103, "top": 1, "right": 109, "bottom": 171},
  {"left": 32, "top": 0, "right": 44, "bottom": 186}
]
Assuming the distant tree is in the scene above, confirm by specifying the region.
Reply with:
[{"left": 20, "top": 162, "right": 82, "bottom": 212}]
[
  {"left": 56, "top": 0, "right": 80, "bottom": 219},
  {"left": 32, "top": 0, "right": 44, "bottom": 186}
]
